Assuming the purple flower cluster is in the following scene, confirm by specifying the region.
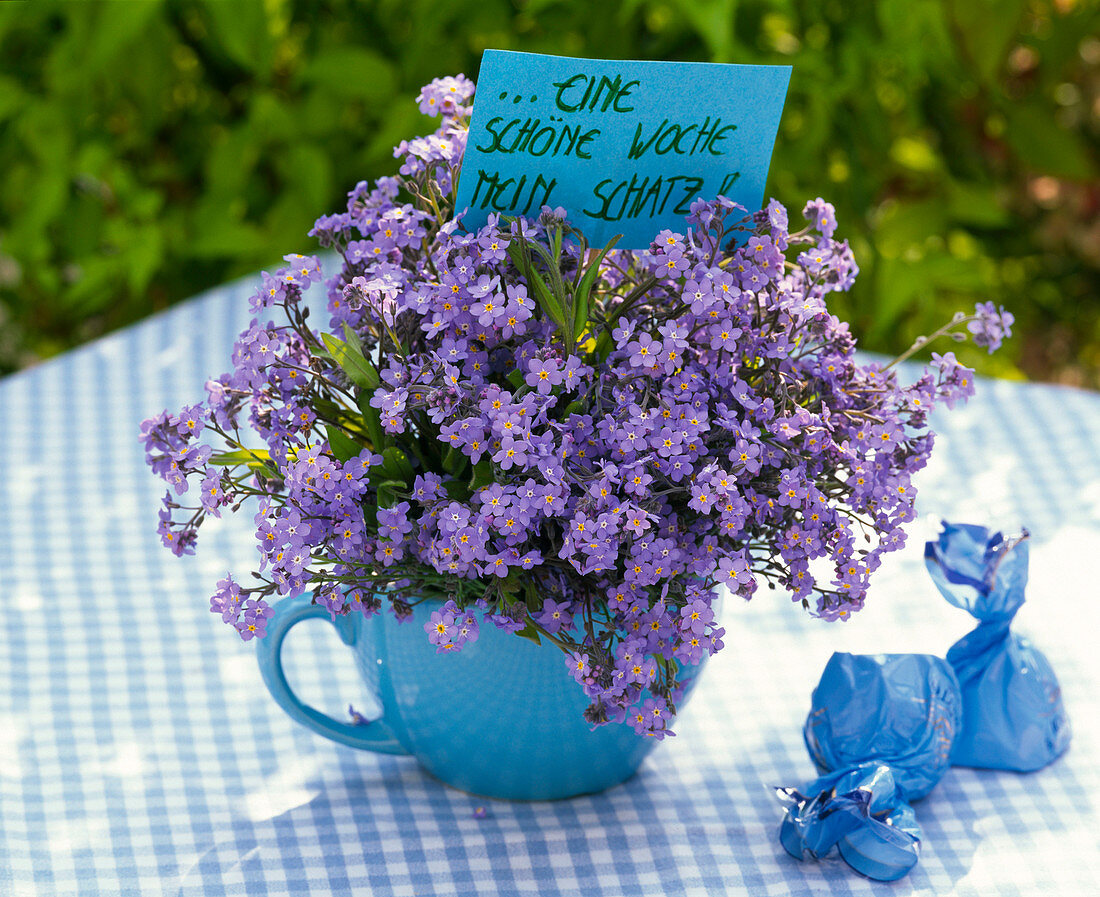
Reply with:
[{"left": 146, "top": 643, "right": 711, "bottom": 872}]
[
  {"left": 424, "top": 599, "right": 480, "bottom": 653},
  {"left": 968, "top": 301, "right": 1014, "bottom": 353},
  {"left": 141, "top": 75, "right": 1006, "bottom": 735}
]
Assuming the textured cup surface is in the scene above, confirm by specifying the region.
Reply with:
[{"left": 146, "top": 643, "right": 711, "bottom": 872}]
[{"left": 351, "top": 601, "right": 710, "bottom": 800}]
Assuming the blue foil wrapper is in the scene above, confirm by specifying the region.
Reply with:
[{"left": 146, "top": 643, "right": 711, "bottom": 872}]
[
  {"left": 777, "top": 653, "right": 962, "bottom": 881},
  {"left": 925, "top": 521, "right": 1071, "bottom": 772}
]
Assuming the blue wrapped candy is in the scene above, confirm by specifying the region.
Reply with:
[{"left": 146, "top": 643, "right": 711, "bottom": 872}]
[
  {"left": 777, "top": 653, "right": 962, "bottom": 881},
  {"left": 925, "top": 522, "right": 1071, "bottom": 772}
]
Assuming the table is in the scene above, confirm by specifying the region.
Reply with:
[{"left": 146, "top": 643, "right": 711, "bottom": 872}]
[{"left": 1, "top": 273, "right": 1098, "bottom": 896}]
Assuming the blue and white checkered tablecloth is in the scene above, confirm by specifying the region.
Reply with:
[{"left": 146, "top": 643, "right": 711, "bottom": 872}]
[{"left": 1, "top": 274, "right": 1098, "bottom": 897}]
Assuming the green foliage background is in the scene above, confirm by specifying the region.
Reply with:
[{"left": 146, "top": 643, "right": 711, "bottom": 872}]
[{"left": 1, "top": 0, "right": 1097, "bottom": 383}]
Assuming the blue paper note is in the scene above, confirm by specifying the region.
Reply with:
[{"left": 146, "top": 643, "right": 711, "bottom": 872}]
[{"left": 455, "top": 50, "right": 791, "bottom": 248}]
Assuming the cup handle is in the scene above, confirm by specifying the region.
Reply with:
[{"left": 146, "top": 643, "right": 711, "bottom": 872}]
[{"left": 256, "top": 593, "right": 409, "bottom": 755}]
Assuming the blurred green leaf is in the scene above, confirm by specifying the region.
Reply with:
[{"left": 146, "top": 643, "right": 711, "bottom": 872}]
[
  {"left": 188, "top": 212, "right": 268, "bottom": 259},
  {"left": 124, "top": 224, "right": 166, "bottom": 296},
  {"left": 204, "top": 127, "right": 261, "bottom": 198},
  {"left": 1003, "top": 104, "right": 1096, "bottom": 180},
  {"left": 14, "top": 171, "right": 69, "bottom": 244},
  {"left": 889, "top": 135, "right": 941, "bottom": 174},
  {"left": 283, "top": 143, "right": 333, "bottom": 213},
  {"left": 363, "top": 96, "right": 425, "bottom": 169},
  {"left": 945, "top": 0, "right": 1026, "bottom": 84},
  {"left": 945, "top": 181, "right": 1009, "bottom": 228},
  {"left": 248, "top": 92, "right": 297, "bottom": 142},
  {"left": 874, "top": 200, "right": 947, "bottom": 256},
  {"left": 297, "top": 48, "right": 396, "bottom": 101},
  {"left": 666, "top": 0, "right": 738, "bottom": 61},
  {"left": 87, "top": 2, "right": 160, "bottom": 74},
  {"left": 0, "top": 74, "right": 26, "bottom": 124},
  {"left": 62, "top": 256, "right": 123, "bottom": 314},
  {"left": 203, "top": 0, "right": 275, "bottom": 74}
]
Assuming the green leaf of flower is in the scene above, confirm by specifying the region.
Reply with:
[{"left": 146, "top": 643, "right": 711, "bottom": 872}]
[
  {"left": 469, "top": 458, "right": 495, "bottom": 492},
  {"left": 572, "top": 233, "right": 620, "bottom": 343},
  {"left": 355, "top": 390, "right": 387, "bottom": 452},
  {"left": 210, "top": 448, "right": 271, "bottom": 470},
  {"left": 513, "top": 621, "right": 542, "bottom": 646},
  {"left": 379, "top": 446, "right": 414, "bottom": 484},
  {"left": 375, "top": 479, "right": 406, "bottom": 508},
  {"left": 320, "top": 332, "right": 380, "bottom": 391},
  {"left": 325, "top": 425, "right": 364, "bottom": 463}
]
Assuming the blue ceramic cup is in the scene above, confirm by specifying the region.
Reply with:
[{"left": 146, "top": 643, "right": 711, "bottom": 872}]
[{"left": 256, "top": 593, "right": 710, "bottom": 800}]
